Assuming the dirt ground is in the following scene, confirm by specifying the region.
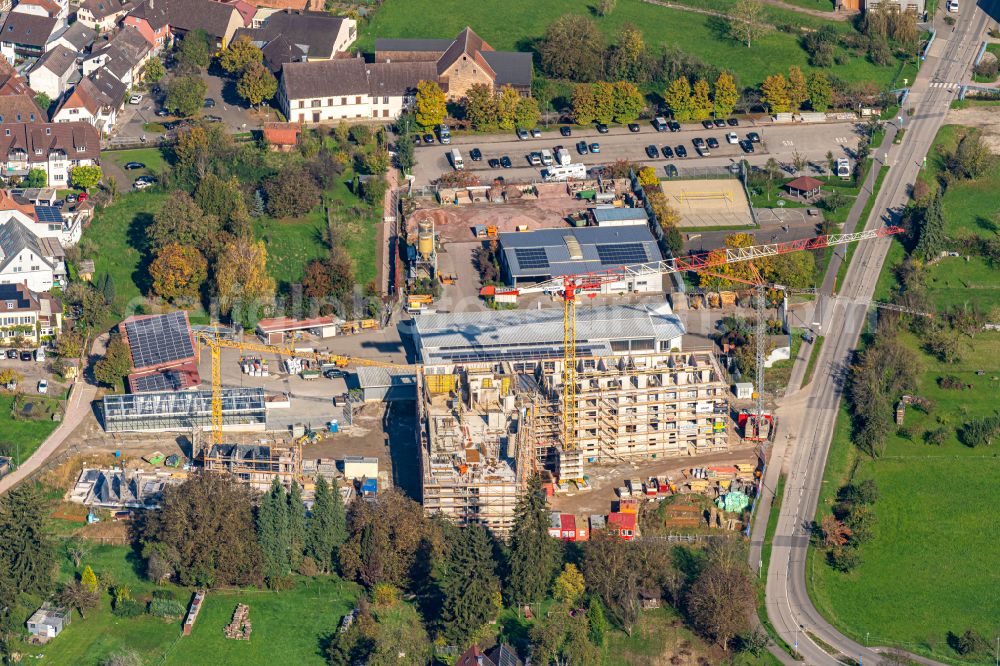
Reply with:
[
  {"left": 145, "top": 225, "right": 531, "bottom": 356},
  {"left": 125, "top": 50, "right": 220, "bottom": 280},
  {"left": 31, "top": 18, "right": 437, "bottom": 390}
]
[
  {"left": 549, "top": 445, "right": 760, "bottom": 516},
  {"left": 946, "top": 104, "right": 1000, "bottom": 150},
  {"left": 407, "top": 196, "right": 587, "bottom": 243}
]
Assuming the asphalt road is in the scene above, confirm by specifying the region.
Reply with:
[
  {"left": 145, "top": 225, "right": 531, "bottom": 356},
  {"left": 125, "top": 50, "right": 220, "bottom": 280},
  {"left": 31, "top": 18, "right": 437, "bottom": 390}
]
[
  {"left": 752, "top": 4, "right": 996, "bottom": 664},
  {"left": 411, "top": 120, "right": 863, "bottom": 186}
]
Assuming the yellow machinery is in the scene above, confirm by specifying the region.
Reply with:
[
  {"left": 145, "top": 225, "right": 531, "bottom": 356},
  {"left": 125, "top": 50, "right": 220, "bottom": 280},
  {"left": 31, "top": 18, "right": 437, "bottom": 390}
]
[{"left": 194, "top": 331, "right": 412, "bottom": 446}]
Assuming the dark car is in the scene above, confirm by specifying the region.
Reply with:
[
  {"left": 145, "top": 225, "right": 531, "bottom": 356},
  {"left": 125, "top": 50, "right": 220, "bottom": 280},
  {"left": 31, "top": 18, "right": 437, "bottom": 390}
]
[
  {"left": 19, "top": 351, "right": 32, "bottom": 362},
  {"left": 747, "top": 132, "right": 761, "bottom": 143},
  {"left": 665, "top": 164, "right": 679, "bottom": 178},
  {"left": 500, "top": 155, "right": 512, "bottom": 168},
  {"left": 727, "top": 118, "right": 740, "bottom": 126},
  {"left": 596, "top": 123, "right": 609, "bottom": 134},
  {"left": 203, "top": 115, "right": 223, "bottom": 122},
  {"left": 645, "top": 145, "right": 659, "bottom": 158},
  {"left": 589, "top": 142, "right": 600, "bottom": 153},
  {"left": 739, "top": 139, "right": 755, "bottom": 153},
  {"left": 692, "top": 137, "right": 705, "bottom": 147},
  {"left": 423, "top": 133, "right": 435, "bottom": 144},
  {"left": 661, "top": 145, "right": 674, "bottom": 158},
  {"left": 5, "top": 350, "right": 16, "bottom": 359},
  {"left": 488, "top": 158, "right": 500, "bottom": 168},
  {"left": 706, "top": 137, "right": 719, "bottom": 149},
  {"left": 675, "top": 145, "right": 688, "bottom": 158},
  {"left": 470, "top": 148, "right": 483, "bottom": 161},
  {"left": 155, "top": 109, "right": 169, "bottom": 117},
  {"left": 628, "top": 123, "right": 641, "bottom": 133},
  {"left": 560, "top": 126, "right": 572, "bottom": 137},
  {"left": 668, "top": 121, "right": 681, "bottom": 132},
  {"left": 713, "top": 118, "right": 726, "bottom": 128},
  {"left": 124, "top": 162, "right": 145, "bottom": 170},
  {"left": 323, "top": 369, "right": 347, "bottom": 379},
  {"left": 576, "top": 141, "right": 589, "bottom": 155},
  {"left": 701, "top": 120, "right": 714, "bottom": 129},
  {"left": 54, "top": 199, "right": 64, "bottom": 208},
  {"left": 203, "top": 98, "right": 216, "bottom": 108},
  {"left": 412, "top": 134, "right": 422, "bottom": 145}
]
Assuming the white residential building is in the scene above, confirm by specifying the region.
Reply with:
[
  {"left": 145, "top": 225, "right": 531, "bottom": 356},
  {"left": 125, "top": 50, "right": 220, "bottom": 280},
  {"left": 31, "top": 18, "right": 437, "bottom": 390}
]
[
  {"left": 27, "top": 44, "right": 77, "bottom": 100},
  {"left": 0, "top": 122, "right": 101, "bottom": 188},
  {"left": 0, "top": 219, "right": 64, "bottom": 291}
]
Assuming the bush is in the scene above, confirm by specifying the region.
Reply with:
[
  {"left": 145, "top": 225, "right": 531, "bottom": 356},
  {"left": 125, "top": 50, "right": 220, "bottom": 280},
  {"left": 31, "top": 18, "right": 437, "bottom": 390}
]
[
  {"left": 924, "top": 427, "right": 950, "bottom": 446},
  {"left": 959, "top": 415, "right": 1000, "bottom": 447},
  {"left": 828, "top": 545, "right": 861, "bottom": 572},
  {"left": 950, "top": 628, "right": 990, "bottom": 655},
  {"left": 151, "top": 589, "right": 175, "bottom": 600},
  {"left": 148, "top": 598, "right": 185, "bottom": 618},
  {"left": 112, "top": 598, "right": 144, "bottom": 618},
  {"left": 974, "top": 59, "right": 999, "bottom": 80},
  {"left": 297, "top": 555, "right": 319, "bottom": 577}
]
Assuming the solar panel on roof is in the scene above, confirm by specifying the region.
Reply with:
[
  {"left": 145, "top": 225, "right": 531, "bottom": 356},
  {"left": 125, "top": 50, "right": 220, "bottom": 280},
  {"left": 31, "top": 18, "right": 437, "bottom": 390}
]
[
  {"left": 513, "top": 247, "right": 549, "bottom": 271},
  {"left": 130, "top": 372, "right": 183, "bottom": 393},
  {"left": 123, "top": 311, "right": 195, "bottom": 370},
  {"left": 596, "top": 243, "right": 648, "bottom": 266},
  {"left": 34, "top": 206, "right": 62, "bottom": 224}
]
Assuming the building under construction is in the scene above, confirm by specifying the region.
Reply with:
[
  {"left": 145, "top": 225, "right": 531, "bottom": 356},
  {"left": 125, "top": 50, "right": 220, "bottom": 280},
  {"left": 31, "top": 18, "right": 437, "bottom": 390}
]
[
  {"left": 414, "top": 304, "right": 731, "bottom": 535},
  {"left": 202, "top": 443, "right": 301, "bottom": 492}
]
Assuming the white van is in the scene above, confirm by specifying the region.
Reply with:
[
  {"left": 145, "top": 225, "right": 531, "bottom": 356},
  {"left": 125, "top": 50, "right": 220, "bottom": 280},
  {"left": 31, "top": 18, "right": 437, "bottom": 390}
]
[
  {"left": 540, "top": 149, "right": 554, "bottom": 166},
  {"left": 449, "top": 148, "right": 464, "bottom": 171}
]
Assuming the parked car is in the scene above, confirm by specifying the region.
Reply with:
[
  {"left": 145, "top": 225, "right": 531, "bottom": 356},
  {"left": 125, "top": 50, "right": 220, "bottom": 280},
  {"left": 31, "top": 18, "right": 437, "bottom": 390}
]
[
  {"left": 560, "top": 126, "right": 572, "bottom": 137},
  {"left": 500, "top": 155, "right": 512, "bottom": 168},
  {"left": 713, "top": 118, "right": 727, "bottom": 128},
  {"left": 37, "top": 379, "right": 47, "bottom": 394},
  {"left": 54, "top": 200, "right": 64, "bottom": 208},
  {"left": 692, "top": 137, "right": 705, "bottom": 147},
  {"left": 530, "top": 128, "right": 542, "bottom": 138},
  {"left": 576, "top": 141, "right": 589, "bottom": 155},
  {"left": 323, "top": 369, "right": 346, "bottom": 379},
  {"left": 727, "top": 118, "right": 740, "bottom": 126},
  {"left": 675, "top": 145, "right": 688, "bottom": 158},
  {"left": 203, "top": 115, "right": 223, "bottom": 123},
  {"left": 628, "top": 123, "right": 640, "bottom": 133},
  {"left": 739, "top": 139, "right": 755, "bottom": 153},
  {"left": 5, "top": 349, "right": 16, "bottom": 359},
  {"left": 645, "top": 145, "right": 659, "bottom": 159},
  {"left": 665, "top": 164, "right": 679, "bottom": 178},
  {"left": 124, "top": 161, "right": 145, "bottom": 170},
  {"left": 19, "top": 351, "right": 32, "bottom": 361},
  {"left": 128, "top": 94, "right": 142, "bottom": 104},
  {"left": 706, "top": 137, "right": 719, "bottom": 149},
  {"left": 696, "top": 145, "right": 710, "bottom": 157},
  {"left": 589, "top": 142, "right": 600, "bottom": 153},
  {"left": 155, "top": 109, "right": 170, "bottom": 117},
  {"left": 747, "top": 132, "right": 761, "bottom": 143},
  {"left": 488, "top": 158, "right": 501, "bottom": 168},
  {"left": 726, "top": 132, "right": 739, "bottom": 144},
  {"left": 661, "top": 145, "right": 674, "bottom": 158},
  {"left": 423, "top": 133, "right": 435, "bottom": 144},
  {"left": 596, "top": 123, "right": 609, "bottom": 134},
  {"left": 65, "top": 194, "right": 78, "bottom": 203},
  {"left": 470, "top": 148, "right": 482, "bottom": 161},
  {"left": 516, "top": 128, "right": 529, "bottom": 140},
  {"left": 701, "top": 120, "right": 714, "bottom": 129},
  {"left": 412, "top": 134, "right": 422, "bottom": 145},
  {"left": 203, "top": 98, "right": 216, "bottom": 108},
  {"left": 668, "top": 121, "right": 681, "bottom": 132},
  {"left": 78, "top": 192, "right": 88, "bottom": 202},
  {"left": 528, "top": 152, "right": 542, "bottom": 166}
]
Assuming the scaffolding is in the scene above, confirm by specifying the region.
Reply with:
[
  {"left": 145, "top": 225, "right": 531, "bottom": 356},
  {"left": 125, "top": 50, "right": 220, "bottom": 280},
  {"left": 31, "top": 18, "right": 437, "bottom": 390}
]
[{"left": 202, "top": 443, "right": 301, "bottom": 492}]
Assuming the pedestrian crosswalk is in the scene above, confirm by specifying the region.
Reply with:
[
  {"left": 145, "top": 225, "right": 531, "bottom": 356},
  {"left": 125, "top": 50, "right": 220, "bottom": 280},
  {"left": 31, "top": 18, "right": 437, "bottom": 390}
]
[{"left": 928, "top": 81, "right": 959, "bottom": 89}]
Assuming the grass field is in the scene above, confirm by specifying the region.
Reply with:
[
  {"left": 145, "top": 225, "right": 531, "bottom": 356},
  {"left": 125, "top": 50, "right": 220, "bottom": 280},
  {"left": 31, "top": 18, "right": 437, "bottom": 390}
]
[
  {"left": 359, "top": 0, "right": 901, "bottom": 90},
  {"left": 808, "top": 123, "right": 1000, "bottom": 663},
  {"left": 19, "top": 544, "right": 361, "bottom": 666},
  {"left": 105, "top": 148, "right": 170, "bottom": 178},
  {"left": 0, "top": 394, "right": 59, "bottom": 464}
]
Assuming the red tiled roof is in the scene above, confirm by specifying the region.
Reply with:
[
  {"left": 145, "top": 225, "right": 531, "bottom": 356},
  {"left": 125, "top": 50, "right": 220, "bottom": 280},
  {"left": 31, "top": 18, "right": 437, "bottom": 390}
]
[
  {"left": 608, "top": 512, "right": 637, "bottom": 529},
  {"left": 261, "top": 122, "right": 300, "bottom": 146},
  {"left": 785, "top": 176, "right": 823, "bottom": 191}
]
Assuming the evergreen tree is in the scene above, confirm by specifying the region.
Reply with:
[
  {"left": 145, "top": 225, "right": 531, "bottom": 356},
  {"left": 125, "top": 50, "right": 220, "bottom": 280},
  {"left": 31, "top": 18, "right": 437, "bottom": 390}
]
[
  {"left": 587, "top": 597, "right": 607, "bottom": 647},
  {"left": 506, "top": 475, "right": 559, "bottom": 606},
  {"left": 916, "top": 190, "right": 946, "bottom": 261},
  {"left": 287, "top": 481, "right": 306, "bottom": 571},
  {"left": 81, "top": 565, "right": 98, "bottom": 593},
  {"left": 256, "top": 479, "right": 291, "bottom": 583},
  {"left": 249, "top": 189, "right": 265, "bottom": 218},
  {"left": 437, "top": 524, "right": 500, "bottom": 647},
  {"left": 0, "top": 485, "right": 54, "bottom": 597},
  {"left": 306, "top": 476, "right": 347, "bottom": 573}
]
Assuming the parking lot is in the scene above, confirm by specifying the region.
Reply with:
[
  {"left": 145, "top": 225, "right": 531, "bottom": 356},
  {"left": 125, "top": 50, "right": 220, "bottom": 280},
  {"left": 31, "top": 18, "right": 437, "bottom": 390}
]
[{"left": 410, "top": 119, "right": 863, "bottom": 186}]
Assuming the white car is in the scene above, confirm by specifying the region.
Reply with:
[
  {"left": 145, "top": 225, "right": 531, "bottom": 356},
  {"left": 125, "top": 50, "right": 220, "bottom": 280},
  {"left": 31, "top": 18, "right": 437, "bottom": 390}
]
[
  {"left": 133, "top": 179, "right": 153, "bottom": 190},
  {"left": 947, "top": 0, "right": 959, "bottom": 11},
  {"left": 128, "top": 94, "right": 143, "bottom": 105},
  {"left": 726, "top": 131, "right": 739, "bottom": 144},
  {"left": 37, "top": 379, "right": 47, "bottom": 394}
]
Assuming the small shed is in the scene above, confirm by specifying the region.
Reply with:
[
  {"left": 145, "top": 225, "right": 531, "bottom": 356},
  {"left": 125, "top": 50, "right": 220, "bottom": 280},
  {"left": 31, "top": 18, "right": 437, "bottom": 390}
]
[
  {"left": 608, "top": 511, "right": 637, "bottom": 541},
  {"left": 77, "top": 260, "right": 95, "bottom": 282},
  {"left": 353, "top": 366, "right": 417, "bottom": 402},
  {"left": 255, "top": 315, "right": 343, "bottom": 345},
  {"left": 784, "top": 176, "right": 824, "bottom": 201},
  {"left": 733, "top": 382, "right": 754, "bottom": 400},
  {"left": 342, "top": 455, "right": 378, "bottom": 480},
  {"left": 27, "top": 603, "right": 70, "bottom": 640},
  {"left": 262, "top": 122, "right": 301, "bottom": 152}
]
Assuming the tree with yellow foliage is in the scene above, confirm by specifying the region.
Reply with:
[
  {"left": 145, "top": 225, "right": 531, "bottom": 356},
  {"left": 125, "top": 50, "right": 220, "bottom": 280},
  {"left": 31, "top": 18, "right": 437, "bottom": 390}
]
[{"left": 215, "top": 238, "right": 276, "bottom": 329}]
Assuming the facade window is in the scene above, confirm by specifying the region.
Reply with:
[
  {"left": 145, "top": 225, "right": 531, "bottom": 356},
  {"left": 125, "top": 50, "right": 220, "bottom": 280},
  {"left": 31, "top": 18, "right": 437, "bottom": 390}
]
[
  {"left": 298, "top": 113, "right": 304, "bottom": 122},
  {"left": 327, "top": 98, "right": 332, "bottom": 105},
  {"left": 383, "top": 96, "right": 388, "bottom": 104},
  {"left": 311, "top": 99, "right": 320, "bottom": 108},
  {"left": 371, "top": 110, "right": 377, "bottom": 118},
  {"left": 355, "top": 96, "right": 361, "bottom": 104},
  {"left": 341, "top": 97, "right": 346, "bottom": 105},
  {"left": 297, "top": 100, "right": 304, "bottom": 109}
]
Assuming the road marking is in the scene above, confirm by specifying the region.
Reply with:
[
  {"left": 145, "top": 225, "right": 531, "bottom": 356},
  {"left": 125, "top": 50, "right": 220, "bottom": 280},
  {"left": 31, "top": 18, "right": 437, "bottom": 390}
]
[
  {"left": 782, "top": 140, "right": 794, "bottom": 147},
  {"left": 834, "top": 136, "right": 848, "bottom": 144}
]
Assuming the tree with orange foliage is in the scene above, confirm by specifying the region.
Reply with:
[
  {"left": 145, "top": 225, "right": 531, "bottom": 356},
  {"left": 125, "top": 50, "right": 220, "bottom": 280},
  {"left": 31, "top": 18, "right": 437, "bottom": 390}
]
[{"left": 149, "top": 243, "right": 208, "bottom": 303}]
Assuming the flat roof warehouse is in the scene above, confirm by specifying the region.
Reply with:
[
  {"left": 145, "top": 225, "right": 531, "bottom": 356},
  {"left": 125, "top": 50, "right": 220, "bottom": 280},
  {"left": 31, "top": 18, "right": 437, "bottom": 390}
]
[{"left": 498, "top": 225, "right": 662, "bottom": 285}]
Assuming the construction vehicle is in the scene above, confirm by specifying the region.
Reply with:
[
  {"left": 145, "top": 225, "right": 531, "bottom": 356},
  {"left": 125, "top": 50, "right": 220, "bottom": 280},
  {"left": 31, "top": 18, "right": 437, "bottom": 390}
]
[
  {"left": 193, "top": 332, "right": 413, "bottom": 447},
  {"left": 478, "top": 225, "right": 904, "bottom": 454}
]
